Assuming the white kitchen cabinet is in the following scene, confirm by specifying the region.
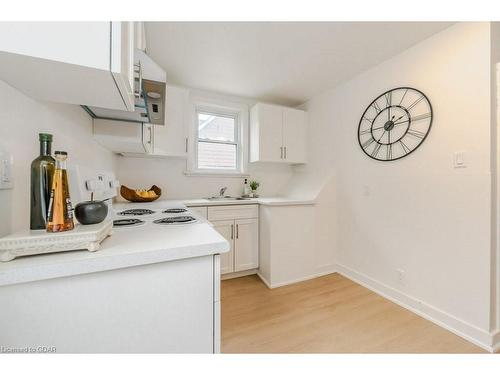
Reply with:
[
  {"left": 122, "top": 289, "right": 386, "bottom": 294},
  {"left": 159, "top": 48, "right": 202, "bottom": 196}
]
[
  {"left": 213, "top": 220, "right": 235, "bottom": 275},
  {"left": 92, "top": 85, "right": 190, "bottom": 158},
  {"left": 0, "top": 255, "right": 219, "bottom": 353},
  {"left": 111, "top": 22, "right": 135, "bottom": 112},
  {"left": 250, "top": 103, "right": 307, "bottom": 164},
  {"left": 208, "top": 205, "right": 259, "bottom": 275},
  {"left": 234, "top": 218, "right": 259, "bottom": 272},
  {"left": 0, "top": 22, "right": 135, "bottom": 111},
  {"left": 207, "top": 204, "right": 259, "bottom": 221},
  {"left": 143, "top": 123, "right": 154, "bottom": 154},
  {"left": 282, "top": 108, "right": 307, "bottom": 163},
  {"left": 250, "top": 103, "right": 284, "bottom": 162},
  {"left": 153, "top": 85, "right": 189, "bottom": 157},
  {"left": 134, "top": 22, "right": 147, "bottom": 51}
]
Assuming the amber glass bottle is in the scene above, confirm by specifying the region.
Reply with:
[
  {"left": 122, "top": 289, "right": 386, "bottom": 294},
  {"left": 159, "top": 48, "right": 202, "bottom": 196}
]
[
  {"left": 46, "top": 151, "right": 74, "bottom": 232},
  {"left": 30, "top": 133, "right": 55, "bottom": 230}
]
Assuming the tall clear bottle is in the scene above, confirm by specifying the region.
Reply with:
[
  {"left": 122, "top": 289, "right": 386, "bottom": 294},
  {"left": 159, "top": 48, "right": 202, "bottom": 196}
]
[
  {"left": 46, "top": 151, "right": 74, "bottom": 232},
  {"left": 30, "top": 133, "right": 55, "bottom": 230}
]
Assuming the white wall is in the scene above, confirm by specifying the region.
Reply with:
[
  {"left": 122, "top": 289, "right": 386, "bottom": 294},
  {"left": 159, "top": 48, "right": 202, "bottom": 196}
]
[
  {"left": 116, "top": 156, "right": 292, "bottom": 199},
  {"left": 299, "top": 22, "right": 494, "bottom": 339},
  {"left": 116, "top": 89, "right": 294, "bottom": 200},
  {"left": 0, "top": 81, "right": 115, "bottom": 236},
  {"left": 491, "top": 22, "right": 500, "bottom": 344}
]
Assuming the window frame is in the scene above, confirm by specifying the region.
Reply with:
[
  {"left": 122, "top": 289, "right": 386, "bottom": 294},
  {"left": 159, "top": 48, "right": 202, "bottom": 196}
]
[
  {"left": 195, "top": 107, "right": 240, "bottom": 172},
  {"left": 186, "top": 99, "right": 249, "bottom": 177}
]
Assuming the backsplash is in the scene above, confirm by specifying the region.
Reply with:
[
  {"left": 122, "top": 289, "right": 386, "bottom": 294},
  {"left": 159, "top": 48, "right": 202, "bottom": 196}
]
[{"left": 115, "top": 156, "right": 293, "bottom": 201}]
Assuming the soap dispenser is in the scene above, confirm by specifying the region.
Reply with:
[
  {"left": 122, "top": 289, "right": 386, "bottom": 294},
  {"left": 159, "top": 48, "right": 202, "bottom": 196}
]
[{"left": 243, "top": 178, "right": 250, "bottom": 197}]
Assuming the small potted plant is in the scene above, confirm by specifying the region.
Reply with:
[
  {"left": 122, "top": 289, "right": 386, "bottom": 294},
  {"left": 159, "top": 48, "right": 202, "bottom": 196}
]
[{"left": 249, "top": 180, "right": 260, "bottom": 198}]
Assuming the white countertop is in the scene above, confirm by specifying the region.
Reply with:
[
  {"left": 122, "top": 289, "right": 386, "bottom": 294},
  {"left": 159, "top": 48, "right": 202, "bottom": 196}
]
[
  {"left": 182, "top": 197, "right": 315, "bottom": 207},
  {"left": 0, "top": 197, "right": 311, "bottom": 287},
  {"left": 0, "top": 205, "right": 229, "bottom": 287}
]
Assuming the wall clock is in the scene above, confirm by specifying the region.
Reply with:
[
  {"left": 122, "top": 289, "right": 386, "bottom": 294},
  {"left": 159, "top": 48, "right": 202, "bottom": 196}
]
[{"left": 357, "top": 87, "right": 433, "bottom": 161}]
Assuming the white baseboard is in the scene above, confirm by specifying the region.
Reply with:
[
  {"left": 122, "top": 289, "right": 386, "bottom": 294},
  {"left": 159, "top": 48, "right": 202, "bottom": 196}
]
[
  {"left": 492, "top": 330, "right": 500, "bottom": 353},
  {"left": 221, "top": 269, "right": 257, "bottom": 280},
  {"left": 335, "top": 263, "right": 494, "bottom": 353},
  {"left": 256, "top": 272, "right": 272, "bottom": 288},
  {"left": 257, "top": 266, "right": 337, "bottom": 289}
]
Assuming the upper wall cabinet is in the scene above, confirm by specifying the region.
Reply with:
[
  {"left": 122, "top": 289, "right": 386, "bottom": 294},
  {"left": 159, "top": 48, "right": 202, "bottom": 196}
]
[
  {"left": 93, "top": 119, "right": 153, "bottom": 154},
  {"left": 0, "top": 22, "right": 135, "bottom": 111},
  {"left": 250, "top": 103, "right": 307, "bottom": 164},
  {"left": 153, "top": 85, "right": 189, "bottom": 157},
  {"left": 93, "top": 85, "right": 190, "bottom": 158}
]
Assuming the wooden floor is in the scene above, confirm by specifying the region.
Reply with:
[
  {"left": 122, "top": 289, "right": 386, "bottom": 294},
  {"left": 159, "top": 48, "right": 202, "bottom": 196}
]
[{"left": 221, "top": 274, "right": 485, "bottom": 353}]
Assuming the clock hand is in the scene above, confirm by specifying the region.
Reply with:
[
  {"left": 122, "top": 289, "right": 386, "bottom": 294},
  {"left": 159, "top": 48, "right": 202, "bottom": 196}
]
[{"left": 393, "top": 119, "right": 410, "bottom": 126}]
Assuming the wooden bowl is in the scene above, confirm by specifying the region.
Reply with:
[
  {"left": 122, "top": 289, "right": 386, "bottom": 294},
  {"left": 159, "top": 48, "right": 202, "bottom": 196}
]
[{"left": 120, "top": 185, "right": 162, "bottom": 203}]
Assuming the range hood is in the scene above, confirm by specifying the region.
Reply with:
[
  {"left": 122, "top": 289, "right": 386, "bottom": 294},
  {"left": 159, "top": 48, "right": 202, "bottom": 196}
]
[{"left": 83, "top": 49, "right": 167, "bottom": 125}]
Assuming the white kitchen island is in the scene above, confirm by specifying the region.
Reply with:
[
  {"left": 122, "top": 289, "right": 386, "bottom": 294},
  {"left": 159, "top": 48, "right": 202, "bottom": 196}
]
[{"left": 0, "top": 217, "right": 229, "bottom": 353}]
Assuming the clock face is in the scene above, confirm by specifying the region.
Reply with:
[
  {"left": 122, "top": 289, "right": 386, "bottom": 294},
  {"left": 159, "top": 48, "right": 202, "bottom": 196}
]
[{"left": 357, "top": 87, "right": 433, "bottom": 161}]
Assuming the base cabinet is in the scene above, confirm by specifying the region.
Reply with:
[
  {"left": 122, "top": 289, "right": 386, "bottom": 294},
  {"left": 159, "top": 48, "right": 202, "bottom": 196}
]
[
  {"left": 212, "top": 220, "right": 235, "bottom": 274},
  {"left": 234, "top": 218, "right": 259, "bottom": 272},
  {"left": 0, "top": 255, "right": 220, "bottom": 353},
  {"left": 206, "top": 205, "right": 259, "bottom": 275}
]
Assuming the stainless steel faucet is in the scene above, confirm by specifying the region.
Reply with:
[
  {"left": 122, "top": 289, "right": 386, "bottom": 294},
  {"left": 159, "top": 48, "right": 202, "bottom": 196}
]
[{"left": 219, "top": 187, "right": 227, "bottom": 197}]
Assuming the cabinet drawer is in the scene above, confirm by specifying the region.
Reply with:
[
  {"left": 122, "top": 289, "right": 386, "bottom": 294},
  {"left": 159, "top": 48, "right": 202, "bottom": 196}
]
[{"left": 208, "top": 205, "right": 259, "bottom": 221}]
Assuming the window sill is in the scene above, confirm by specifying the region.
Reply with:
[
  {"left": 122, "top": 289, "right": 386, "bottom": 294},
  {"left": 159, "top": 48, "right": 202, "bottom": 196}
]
[{"left": 184, "top": 171, "right": 250, "bottom": 178}]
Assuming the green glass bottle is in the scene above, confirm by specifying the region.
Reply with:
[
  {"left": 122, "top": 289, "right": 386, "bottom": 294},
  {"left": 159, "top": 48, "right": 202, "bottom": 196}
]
[{"left": 30, "top": 133, "right": 55, "bottom": 230}]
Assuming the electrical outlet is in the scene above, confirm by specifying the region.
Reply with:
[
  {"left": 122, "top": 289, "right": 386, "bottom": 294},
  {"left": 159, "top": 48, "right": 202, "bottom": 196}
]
[{"left": 397, "top": 269, "right": 405, "bottom": 285}]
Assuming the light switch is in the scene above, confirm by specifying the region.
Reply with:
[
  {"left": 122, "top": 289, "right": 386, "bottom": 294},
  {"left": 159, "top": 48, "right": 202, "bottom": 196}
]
[
  {"left": 0, "top": 151, "right": 13, "bottom": 190},
  {"left": 454, "top": 152, "right": 466, "bottom": 168}
]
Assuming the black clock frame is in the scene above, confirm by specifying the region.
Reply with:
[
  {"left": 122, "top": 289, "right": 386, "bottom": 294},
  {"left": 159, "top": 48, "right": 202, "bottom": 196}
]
[{"left": 357, "top": 86, "right": 433, "bottom": 162}]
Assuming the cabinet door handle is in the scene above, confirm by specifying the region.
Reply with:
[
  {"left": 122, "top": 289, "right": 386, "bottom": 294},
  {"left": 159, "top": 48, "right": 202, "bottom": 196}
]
[
  {"left": 236, "top": 224, "right": 239, "bottom": 239},
  {"left": 185, "top": 138, "right": 188, "bottom": 153},
  {"left": 284, "top": 146, "right": 287, "bottom": 159},
  {"left": 231, "top": 224, "right": 234, "bottom": 240},
  {"left": 280, "top": 146, "right": 283, "bottom": 159}
]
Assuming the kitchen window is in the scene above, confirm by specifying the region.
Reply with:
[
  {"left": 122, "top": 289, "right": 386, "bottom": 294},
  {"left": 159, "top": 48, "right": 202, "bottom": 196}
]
[
  {"left": 187, "top": 101, "right": 248, "bottom": 176},
  {"left": 197, "top": 110, "right": 238, "bottom": 170}
]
